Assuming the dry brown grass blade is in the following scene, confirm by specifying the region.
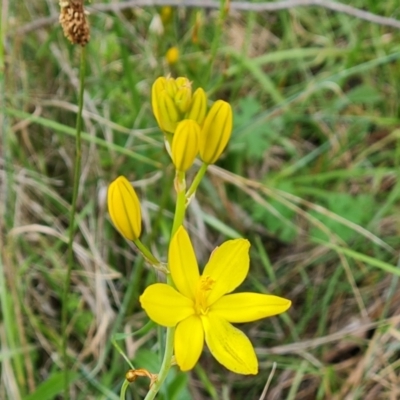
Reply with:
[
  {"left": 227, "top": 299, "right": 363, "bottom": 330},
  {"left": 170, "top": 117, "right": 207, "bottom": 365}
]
[{"left": 209, "top": 165, "right": 395, "bottom": 254}]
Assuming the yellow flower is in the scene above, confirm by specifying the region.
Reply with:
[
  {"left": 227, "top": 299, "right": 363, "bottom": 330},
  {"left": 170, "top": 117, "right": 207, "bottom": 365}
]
[
  {"left": 140, "top": 227, "right": 291, "bottom": 374},
  {"left": 166, "top": 46, "right": 180, "bottom": 65},
  {"left": 171, "top": 120, "right": 200, "bottom": 172},
  {"left": 107, "top": 176, "right": 142, "bottom": 241},
  {"left": 199, "top": 100, "right": 233, "bottom": 164},
  {"left": 160, "top": 6, "right": 173, "bottom": 25}
]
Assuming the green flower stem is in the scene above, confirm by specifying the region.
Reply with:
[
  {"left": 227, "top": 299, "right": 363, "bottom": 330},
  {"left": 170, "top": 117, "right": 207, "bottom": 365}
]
[
  {"left": 62, "top": 46, "right": 86, "bottom": 399},
  {"left": 133, "top": 238, "right": 166, "bottom": 272},
  {"left": 186, "top": 163, "right": 208, "bottom": 205},
  {"left": 120, "top": 380, "right": 130, "bottom": 400},
  {"left": 140, "top": 170, "right": 186, "bottom": 400},
  {"left": 171, "top": 170, "right": 186, "bottom": 237},
  {"left": 143, "top": 326, "right": 175, "bottom": 400}
]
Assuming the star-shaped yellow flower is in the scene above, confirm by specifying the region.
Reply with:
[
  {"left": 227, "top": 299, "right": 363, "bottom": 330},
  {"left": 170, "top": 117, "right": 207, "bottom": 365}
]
[{"left": 140, "top": 226, "right": 291, "bottom": 374}]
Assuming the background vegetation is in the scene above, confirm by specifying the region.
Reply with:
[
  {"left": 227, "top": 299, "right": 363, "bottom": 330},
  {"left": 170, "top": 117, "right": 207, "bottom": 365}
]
[{"left": 2, "top": 1, "right": 400, "bottom": 399}]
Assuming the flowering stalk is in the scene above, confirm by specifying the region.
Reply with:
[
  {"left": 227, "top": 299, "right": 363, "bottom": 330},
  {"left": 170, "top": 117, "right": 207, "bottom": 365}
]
[
  {"left": 143, "top": 327, "right": 175, "bottom": 400},
  {"left": 143, "top": 170, "right": 187, "bottom": 400},
  {"left": 133, "top": 239, "right": 167, "bottom": 273}
]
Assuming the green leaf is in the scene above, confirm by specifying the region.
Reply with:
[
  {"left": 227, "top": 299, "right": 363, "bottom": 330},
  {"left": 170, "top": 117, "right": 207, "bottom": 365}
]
[
  {"left": 232, "top": 97, "right": 275, "bottom": 161},
  {"left": 310, "top": 193, "right": 375, "bottom": 241}
]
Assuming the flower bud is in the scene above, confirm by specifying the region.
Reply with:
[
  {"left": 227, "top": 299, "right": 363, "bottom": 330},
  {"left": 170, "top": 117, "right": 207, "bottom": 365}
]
[
  {"left": 152, "top": 76, "right": 192, "bottom": 134},
  {"left": 186, "top": 88, "right": 207, "bottom": 126},
  {"left": 174, "top": 86, "right": 192, "bottom": 114},
  {"left": 199, "top": 100, "right": 232, "bottom": 164},
  {"left": 157, "top": 90, "right": 181, "bottom": 133},
  {"left": 175, "top": 77, "right": 188, "bottom": 88},
  {"left": 107, "top": 176, "right": 142, "bottom": 241},
  {"left": 165, "top": 77, "right": 178, "bottom": 97},
  {"left": 171, "top": 120, "right": 200, "bottom": 172},
  {"left": 152, "top": 77, "right": 167, "bottom": 127}
]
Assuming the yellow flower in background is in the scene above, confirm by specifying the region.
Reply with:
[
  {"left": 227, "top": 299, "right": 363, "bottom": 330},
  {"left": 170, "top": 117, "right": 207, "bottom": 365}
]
[
  {"left": 199, "top": 100, "right": 233, "bottom": 164},
  {"left": 140, "top": 227, "right": 291, "bottom": 374},
  {"left": 171, "top": 120, "right": 200, "bottom": 172},
  {"left": 166, "top": 46, "right": 180, "bottom": 65},
  {"left": 160, "top": 6, "right": 173, "bottom": 25},
  {"left": 107, "top": 176, "right": 142, "bottom": 241}
]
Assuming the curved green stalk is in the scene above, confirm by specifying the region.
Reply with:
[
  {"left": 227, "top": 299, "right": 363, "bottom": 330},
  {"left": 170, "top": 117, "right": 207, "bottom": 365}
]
[
  {"left": 120, "top": 380, "right": 130, "bottom": 400},
  {"left": 62, "top": 46, "right": 86, "bottom": 399},
  {"left": 143, "top": 327, "right": 175, "bottom": 400},
  {"left": 133, "top": 238, "right": 167, "bottom": 273},
  {"left": 186, "top": 163, "right": 208, "bottom": 204}
]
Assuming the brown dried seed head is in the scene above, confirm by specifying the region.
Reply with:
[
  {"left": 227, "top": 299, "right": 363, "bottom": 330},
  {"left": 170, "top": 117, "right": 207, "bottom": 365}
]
[{"left": 59, "top": 0, "right": 90, "bottom": 46}]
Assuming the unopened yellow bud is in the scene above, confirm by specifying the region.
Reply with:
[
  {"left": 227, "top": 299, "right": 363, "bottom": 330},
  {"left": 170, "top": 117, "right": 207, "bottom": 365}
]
[
  {"left": 171, "top": 120, "right": 200, "bottom": 172},
  {"left": 199, "top": 100, "right": 232, "bottom": 164},
  {"left": 165, "top": 77, "right": 178, "bottom": 97},
  {"left": 186, "top": 88, "right": 207, "bottom": 126},
  {"left": 152, "top": 77, "right": 167, "bottom": 127},
  {"left": 175, "top": 87, "right": 192, "bottom": 114},
  {"left": 175, "top": 77, "right": 189, "bottom": 87},
  {"left": 157, "top": 91, "right": 181, "bottom": 133},
  {"left": 107, "top": 176, "right": 142, "bottom": 241},
  {"left": 151, "top": 76, "right": 195, "bottom": 134},
  {"left": 166, "top": 47, "right": 180, "bottom": 65}
]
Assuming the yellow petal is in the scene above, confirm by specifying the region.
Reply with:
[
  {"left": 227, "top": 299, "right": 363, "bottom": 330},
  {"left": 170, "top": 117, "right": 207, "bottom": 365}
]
[
  {"left": 211, "top": 293, "right": 291, "bottom": 323},
  {"left": 171, "top": 120, "right": 200, "bottom": 172},
  {"left": 203, "top": 239, "right": 250, "bottom": 306},
  {"left": 139, "top": 284, "right": 194, "bottom": 327},
  {"left": 175, "top": 315, "right": 204, "bottom": 371},
  {"left": 169, "top": 226, "right": 200, "bottom": 299},
  {"left": 202, "top": 313, "right": 258, "bottom": 375},
  {"left": 199, "top": 100, "right": 232, "bottom": 164},
  {"left": 107, "top": 176, "right": 142, "bottom": 241}
]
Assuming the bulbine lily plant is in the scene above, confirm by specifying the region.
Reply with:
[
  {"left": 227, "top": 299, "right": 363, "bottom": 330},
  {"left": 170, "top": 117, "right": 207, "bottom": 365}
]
[{"left": 108, "top": 76, "right": 291, "bottom": 399}]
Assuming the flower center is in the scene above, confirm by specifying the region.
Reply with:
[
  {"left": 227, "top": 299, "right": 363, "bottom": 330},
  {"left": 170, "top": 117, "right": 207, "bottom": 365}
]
[{"left": 195, "top": 275, "right": 214, "bottom": 315}]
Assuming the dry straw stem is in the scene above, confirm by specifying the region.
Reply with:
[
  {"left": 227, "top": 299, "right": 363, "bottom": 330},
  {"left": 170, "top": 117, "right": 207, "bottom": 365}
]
[
  {"left": 208, "top": 165, "right": 395, "bottom": 255},
  {"left": 16, "top": 0, "right": 400, "bottom": 36}
]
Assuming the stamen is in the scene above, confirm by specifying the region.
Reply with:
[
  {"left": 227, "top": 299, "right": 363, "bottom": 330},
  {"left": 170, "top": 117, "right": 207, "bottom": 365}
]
[{"left": 195, "top": 275, "right": 214, "bottom": 315}]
